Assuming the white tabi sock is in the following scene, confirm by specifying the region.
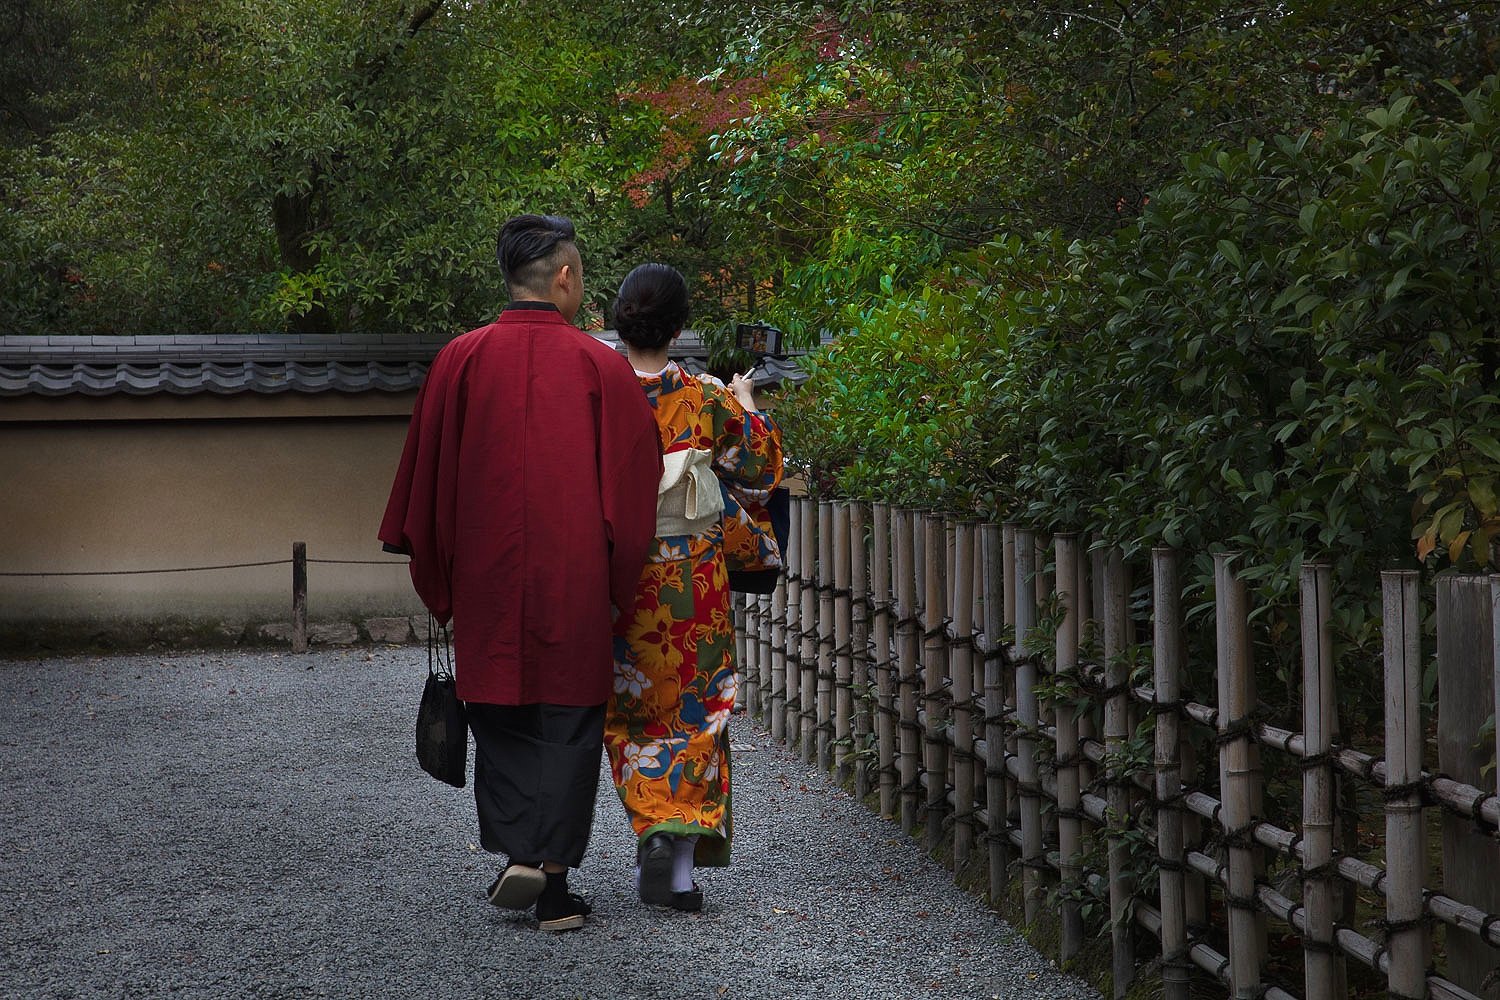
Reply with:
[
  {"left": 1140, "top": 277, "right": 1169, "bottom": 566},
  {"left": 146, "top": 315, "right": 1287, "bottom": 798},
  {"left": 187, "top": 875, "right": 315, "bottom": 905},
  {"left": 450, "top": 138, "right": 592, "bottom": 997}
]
[{"left": 671, "top": 835, "right": 698, "bottom": 893}]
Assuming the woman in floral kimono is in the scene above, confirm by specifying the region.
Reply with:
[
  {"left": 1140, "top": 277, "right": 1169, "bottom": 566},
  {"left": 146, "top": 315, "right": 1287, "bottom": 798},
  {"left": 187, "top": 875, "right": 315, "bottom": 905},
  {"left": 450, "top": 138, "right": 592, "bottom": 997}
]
[{"left": 605, "top": 263, "right": 783, "bottom": 912}]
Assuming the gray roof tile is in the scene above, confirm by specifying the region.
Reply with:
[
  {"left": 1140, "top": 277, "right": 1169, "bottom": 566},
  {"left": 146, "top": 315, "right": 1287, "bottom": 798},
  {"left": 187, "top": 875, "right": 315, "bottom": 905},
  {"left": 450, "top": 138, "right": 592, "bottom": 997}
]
[{"left": 0, "top": 331, "right": 819, "bottom": 397}]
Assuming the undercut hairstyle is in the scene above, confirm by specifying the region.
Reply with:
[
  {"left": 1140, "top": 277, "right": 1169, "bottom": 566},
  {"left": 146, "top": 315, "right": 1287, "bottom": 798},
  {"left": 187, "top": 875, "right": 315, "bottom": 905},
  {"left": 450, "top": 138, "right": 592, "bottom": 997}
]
[
  {"left": 613, "top": 263, "right": 691, "bottom": 351},
  {"left": 495, "top": 214, "right": 577, "bottom": 296}
]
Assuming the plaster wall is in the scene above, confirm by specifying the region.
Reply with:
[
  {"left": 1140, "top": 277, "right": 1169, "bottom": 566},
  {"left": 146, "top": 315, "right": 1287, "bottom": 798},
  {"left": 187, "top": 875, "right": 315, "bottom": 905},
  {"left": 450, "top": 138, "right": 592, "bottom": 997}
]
[{"left": 0, "top": 393, "right": 424, "bottom": 629}]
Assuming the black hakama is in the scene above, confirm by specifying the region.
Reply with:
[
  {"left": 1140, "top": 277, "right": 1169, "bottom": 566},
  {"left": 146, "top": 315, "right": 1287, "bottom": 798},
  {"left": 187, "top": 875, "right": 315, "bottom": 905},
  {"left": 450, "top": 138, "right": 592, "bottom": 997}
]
[{"left": 466, "top": 702, "right": 605, "bottom": 867}]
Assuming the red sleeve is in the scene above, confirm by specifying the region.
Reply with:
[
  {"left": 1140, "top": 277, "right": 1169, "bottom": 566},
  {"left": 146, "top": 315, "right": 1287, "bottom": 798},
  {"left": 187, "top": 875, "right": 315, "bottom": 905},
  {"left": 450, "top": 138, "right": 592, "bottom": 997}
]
[
  {"left": 377, "top": 349, "right": 464, "bottom": 624},
  {"left": 597, "top": 360, "right": 663, "bottom": 610}
]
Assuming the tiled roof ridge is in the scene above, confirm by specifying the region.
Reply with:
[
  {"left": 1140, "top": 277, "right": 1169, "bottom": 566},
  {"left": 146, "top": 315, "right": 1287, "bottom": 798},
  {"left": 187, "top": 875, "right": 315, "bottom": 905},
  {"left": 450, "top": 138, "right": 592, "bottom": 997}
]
[{"left": 0, "top": 333, "right": 456, "bottom": 366}]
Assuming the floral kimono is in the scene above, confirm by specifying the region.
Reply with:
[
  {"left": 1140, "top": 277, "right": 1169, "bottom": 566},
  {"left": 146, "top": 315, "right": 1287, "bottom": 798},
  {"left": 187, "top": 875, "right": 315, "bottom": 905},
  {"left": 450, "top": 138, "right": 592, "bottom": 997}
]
[{"left": 605, "top": 362, "right": 783, "bottom": 866}]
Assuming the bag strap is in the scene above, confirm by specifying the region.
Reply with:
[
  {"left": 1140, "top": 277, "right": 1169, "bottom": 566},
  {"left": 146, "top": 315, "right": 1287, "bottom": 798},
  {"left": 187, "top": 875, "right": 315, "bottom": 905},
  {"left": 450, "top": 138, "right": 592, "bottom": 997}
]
[{"left": 426, "top": 612, "right": 452, "bottom": 679}]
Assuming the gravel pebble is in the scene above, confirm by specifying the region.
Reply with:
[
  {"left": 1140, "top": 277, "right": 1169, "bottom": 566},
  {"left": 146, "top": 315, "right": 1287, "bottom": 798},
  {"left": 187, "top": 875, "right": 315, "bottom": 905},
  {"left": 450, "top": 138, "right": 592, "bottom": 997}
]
[{"left": 0, "top": 648, "right": 1100, "bottom": 1000}]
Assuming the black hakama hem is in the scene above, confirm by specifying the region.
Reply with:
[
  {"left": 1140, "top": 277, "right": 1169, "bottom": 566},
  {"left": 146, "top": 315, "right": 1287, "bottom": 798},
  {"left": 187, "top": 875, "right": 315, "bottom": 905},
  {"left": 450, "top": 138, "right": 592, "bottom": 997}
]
[{"left": 466, "top": 701, "right": 605, "bottom": 868}]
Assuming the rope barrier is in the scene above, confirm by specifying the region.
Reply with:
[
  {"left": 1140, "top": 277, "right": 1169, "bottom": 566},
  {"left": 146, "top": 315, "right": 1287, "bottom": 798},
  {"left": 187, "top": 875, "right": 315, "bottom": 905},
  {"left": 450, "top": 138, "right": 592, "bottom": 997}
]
[{"left": 0, "top": 556, "right": 409, "bottom": 577}]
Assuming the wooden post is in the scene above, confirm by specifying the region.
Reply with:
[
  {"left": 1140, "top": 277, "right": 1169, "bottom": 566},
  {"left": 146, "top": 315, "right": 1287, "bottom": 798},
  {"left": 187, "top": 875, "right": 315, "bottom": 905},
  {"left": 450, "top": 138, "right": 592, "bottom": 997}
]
[
  {"left": 833, "top": 502, "right": 855, "bottom": 784},
  {"left": 1003, "top": 522, "right": 1020, "bottom": 832},
  {"left": 1103, "top": 547, "right": 1135, "bottom": 998},
  {"left": 1152, "top": 547, "right": 1189, "bottom": 1000},
  {"left": 895, "top": 508, "right": 922, "bottom": 836},
  {"left": 770, "top": 573, "right": 789, "bottom": 743},
  {"left": 1384, "top": 570, "right": 1428, "bottom": 1000},
  {"left": 981, "top": 522, "right": 1011, "bottom": 904},
  {"left": 292, "top": 541, "right": 308, "bottom": 653},
  {"left": 1003, "top": 523, "right": 1018, "bottom": 632},
  {"left": 1300, "top": 563, "right": 1344, "bottom": 1000},
  {"left": 851, "top": 502, "right": 873, "bottom": 800},
  {"left": 1015, "top": 527, "right": 1045, "bottom": 924},
  {"left": 799, "top": 497, "right": 818, "bottom": 762},
  {"left": 952, "top": 521, "right": 977, "bottom": 870},
  {"left": 735, "top": 594, "right": 752, "bottom": 715},
  {"left": 923, "top": 513, "right": 951, "bottom": 854},
  {"left": 1493, "top": 574, "right": 1500, "bottom": 804},
  {"left": 782, "top": 499, "right": 802, "bottom": 747},
  {"left": 873, "top": 503, "right": 897, "bottom": 818},
  {"left": 817, "top": 501, "right": 837, "bottom": 772},
  {"left": 1215, "top": 552, "right": 1262, "bottom": 1000},
  {"left": 1055, "top": 533, "right": 1085, "bottom": 961},
  {"left": 757, "top": 591, "right": 774, "bottom": 721},
  {"left": 1437, "top": 574, "right": 1500, "bottom": 999}
]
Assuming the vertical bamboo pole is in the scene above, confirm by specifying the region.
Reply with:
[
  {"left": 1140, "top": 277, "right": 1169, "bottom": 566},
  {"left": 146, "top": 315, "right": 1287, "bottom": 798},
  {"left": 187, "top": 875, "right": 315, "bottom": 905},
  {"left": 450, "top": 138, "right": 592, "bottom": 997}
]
[
  {"left": 873, "top": 503, "right": 897, "bottom": 818},
  {"left": 817, "top": 502, "right": 836, "bottom": 771},
  {"left": 1003, "top": 522, "right": 1020, "bottom": 831},
  {"left": 757, "top": 591, "right": 774, "bottom": 721},
  {"left": 1153, "top": 547, "right": 1189, "bottom": 1000},
  {"left": 851, "top": 502, "right": 873, "bottom": 800},
  {"left": 833, "top": 502, "right": 855, "bottom": 784},
  {"left": 1384, "top": 570, "right": 1428, "bottom": 1000},
  {"left": 770, "top": 574, "right": 788, "bottom": 743},
  {"left": 951, "top": 521, "right": 977, "bottom": 869},
  {"left": 735, "top": 594, "right": 752, "bottom": 715},
  {"left": 1215, "top": 552, "right": 1262, "bottom": 1000},
  {"left": 1494, "top": 574, "right": 1500, "bottom": 804},
  {"left": 895, "top": 508, "right": 922, "bottom": 836},
  {"left": 981, "top": 523, "right": 1011, "bottom": 904},
  {"left": 1300, "top": 563, "right": 1343, "bottom": 1000},
  {"left": 946, "top": 518, "right": 959, "bottom": 625},
  {"left": 923, "top": 513, "right": 951, "bottom": 853},
  {"left": 1103, "top": 548, "right": 1135, "bottom": 998},
  {"left": 1015, "top": 528, "right": 1045, "bottom": 924},
  {"left": 1003, "top": 524, "right": 1018, "bottom": 631},
  {"left": 799, "top": 497, "right": 818, "bottom": 762},
  {"left": 1054, "top": 533, "right": 1085, "bottom": 961},
  {"left": 782, "top": 499, "right": 802, "bottom": 746}
]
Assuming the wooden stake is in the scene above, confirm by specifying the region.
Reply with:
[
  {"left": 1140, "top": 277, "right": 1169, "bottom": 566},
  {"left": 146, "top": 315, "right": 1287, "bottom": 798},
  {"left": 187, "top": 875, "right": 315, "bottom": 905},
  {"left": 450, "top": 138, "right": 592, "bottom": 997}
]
[
  {"left": 1015, "top": 527, "right": 1045, "bottom": 924},
  {"left": 850, "top": 502, "right": 873, "bottom": 800},
  {"left": 292, "top": 541, "right": 308, "bottom": 653},
  {"left": 1383, "top": 569, "right": 1428, "bottom": 1000},
  {"left": 981, "top": 523, "right": 1011, "bottom": 904},
  {"left": 1103, "top": 547, "right": 1136, "bottom": 998},
  {"left": 923, "top": 513, "right": 951, "bottom": 854},
  {"left": 757, "top": 590, "right": 773, "bottom": 721},
  {"left": 833, "top": 502, "right": 854, "bottom": 783},
  {"left": 1215, "top": 552, "right": 1262, "bottom": 1000},
  {"left": 1300, "top": 562, "right": 1344, "bottom": 1000},
  {"left": 873, "top": 503, "right": 897, "bottom": 818},
  {"left": 1152, "top": 547, "right": 1189, "bottom": 1000},
  {"left": 1437, "top": 574, "right": 1500, "bottom": 999},
  {"left": 780, "top": 500, "right": 804, "bottom": 743},
  {"left": 799, "top": 496, "right": 818, "bottom": 762},
  {"left": 738, "top": 593, "right": 756, "bottom": 719},
  {"left": 895, "top": 508, "right": 922, "bottom": 836},
  {"left": 817, "top": 501, "right": 836, "bottom": 771},
  {"left": 770, "top": 573, "right": 788, "bottom": 743},
  {"left": 952, "top": 521, "right": 977, "bottom": 869},
  {"left": 1055, "top": 533, "right": 1085, "bottom": 961}
]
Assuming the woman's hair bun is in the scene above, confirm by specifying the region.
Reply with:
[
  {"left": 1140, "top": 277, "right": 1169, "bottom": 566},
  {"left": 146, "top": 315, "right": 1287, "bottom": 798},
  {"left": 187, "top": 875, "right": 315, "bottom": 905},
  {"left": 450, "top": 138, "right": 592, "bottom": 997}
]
[{"left": 614, "top": 263, "right": 690, "bottom": 351}]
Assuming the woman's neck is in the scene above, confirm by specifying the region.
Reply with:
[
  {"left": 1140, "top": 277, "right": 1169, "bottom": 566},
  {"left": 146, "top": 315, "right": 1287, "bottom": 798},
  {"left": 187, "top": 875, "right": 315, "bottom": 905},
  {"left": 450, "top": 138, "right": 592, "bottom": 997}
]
[{"left": 626, "top": 346, "right": 671, "bottom": 373}]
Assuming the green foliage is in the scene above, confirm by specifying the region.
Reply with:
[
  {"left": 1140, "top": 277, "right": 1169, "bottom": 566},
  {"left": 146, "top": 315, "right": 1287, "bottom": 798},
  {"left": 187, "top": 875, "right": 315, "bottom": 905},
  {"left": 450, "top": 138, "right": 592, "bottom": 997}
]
[
  {"left": 0, "top": 1, "right": 765, "bottom": 335},
  {"left": 782, "top": 78, "right": 1500, "bottom": 725}
]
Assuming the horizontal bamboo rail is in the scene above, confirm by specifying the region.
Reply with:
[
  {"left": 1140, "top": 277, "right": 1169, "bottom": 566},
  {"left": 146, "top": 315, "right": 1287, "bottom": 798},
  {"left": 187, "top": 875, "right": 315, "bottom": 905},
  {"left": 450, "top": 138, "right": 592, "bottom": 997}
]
[{"left": 735, "top": 511, "right": 1500, "bottom": 1000}]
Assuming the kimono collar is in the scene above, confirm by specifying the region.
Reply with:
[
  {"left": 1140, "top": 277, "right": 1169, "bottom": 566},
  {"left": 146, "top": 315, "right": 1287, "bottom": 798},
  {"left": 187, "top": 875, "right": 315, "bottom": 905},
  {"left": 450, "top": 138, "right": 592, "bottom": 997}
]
[
  {"left": 502, "top": 300, "right": 561, "bottom": 313},
  {"left": 496, "top": 301, "right": 574, "bottom": 327}
]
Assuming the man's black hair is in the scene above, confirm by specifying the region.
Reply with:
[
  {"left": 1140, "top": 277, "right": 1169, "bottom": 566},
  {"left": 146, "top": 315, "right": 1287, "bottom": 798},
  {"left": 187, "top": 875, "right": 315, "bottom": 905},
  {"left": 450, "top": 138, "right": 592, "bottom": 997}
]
[{"left": 495, "top": 214, "right": 577, "bottom": 295}]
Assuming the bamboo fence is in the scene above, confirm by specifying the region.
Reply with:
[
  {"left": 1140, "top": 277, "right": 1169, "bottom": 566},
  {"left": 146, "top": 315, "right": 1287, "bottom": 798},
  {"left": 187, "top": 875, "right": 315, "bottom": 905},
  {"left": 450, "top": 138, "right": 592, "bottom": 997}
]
[{"left": 736, "top": 496, "right": 1500, "bottom": 1000}]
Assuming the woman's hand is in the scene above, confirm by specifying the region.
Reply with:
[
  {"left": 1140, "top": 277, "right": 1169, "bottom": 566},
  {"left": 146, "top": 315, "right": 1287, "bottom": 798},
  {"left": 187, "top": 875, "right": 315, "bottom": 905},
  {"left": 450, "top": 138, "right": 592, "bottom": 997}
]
[{"left": 729, "top": 371, "right": 758, "bottom": 412}]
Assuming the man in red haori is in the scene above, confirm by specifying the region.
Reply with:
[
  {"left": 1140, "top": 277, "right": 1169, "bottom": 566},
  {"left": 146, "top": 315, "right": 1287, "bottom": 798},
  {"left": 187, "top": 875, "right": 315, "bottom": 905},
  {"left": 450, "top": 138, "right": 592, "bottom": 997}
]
[{"left": 379, "top": 214, "right": 661, "bottom": 932}]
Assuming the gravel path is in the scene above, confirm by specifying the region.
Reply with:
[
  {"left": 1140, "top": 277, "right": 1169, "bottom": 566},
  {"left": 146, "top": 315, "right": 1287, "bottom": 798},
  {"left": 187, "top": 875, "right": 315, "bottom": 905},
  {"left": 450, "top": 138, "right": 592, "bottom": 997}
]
[{"left": 0, "top": 648, "right": 1099, "bottom": 1000}]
